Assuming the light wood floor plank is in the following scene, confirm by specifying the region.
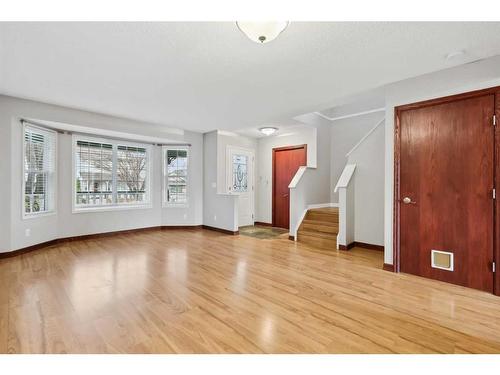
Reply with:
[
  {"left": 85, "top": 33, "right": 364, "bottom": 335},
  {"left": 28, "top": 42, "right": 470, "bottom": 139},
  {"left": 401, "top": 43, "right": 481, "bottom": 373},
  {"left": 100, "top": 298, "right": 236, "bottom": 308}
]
[{"left": 1, "top": 228, "right": 500, "bottom": 353}]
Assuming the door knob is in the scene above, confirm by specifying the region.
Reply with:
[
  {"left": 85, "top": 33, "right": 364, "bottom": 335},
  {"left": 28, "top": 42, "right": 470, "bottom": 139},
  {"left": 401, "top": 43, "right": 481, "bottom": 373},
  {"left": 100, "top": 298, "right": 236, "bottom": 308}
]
[
  {"left": 402, "top": 197, "right": 416, "bottom": 204},
  {"left": 283, "top": 193, "right": 289, "bottom": 197}
]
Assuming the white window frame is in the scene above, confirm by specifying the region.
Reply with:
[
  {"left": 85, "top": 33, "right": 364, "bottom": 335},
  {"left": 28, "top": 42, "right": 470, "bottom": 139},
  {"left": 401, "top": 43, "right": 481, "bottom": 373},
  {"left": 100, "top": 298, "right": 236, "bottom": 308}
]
[
  {"left": 163, "top": 146, "right": 189, "bottom": 208},
  {"left": 22, "top": 122, "right": 58, "bottom": 219},
  {"left": 72, "top": 134, "right": 152, "bottom": 213}
]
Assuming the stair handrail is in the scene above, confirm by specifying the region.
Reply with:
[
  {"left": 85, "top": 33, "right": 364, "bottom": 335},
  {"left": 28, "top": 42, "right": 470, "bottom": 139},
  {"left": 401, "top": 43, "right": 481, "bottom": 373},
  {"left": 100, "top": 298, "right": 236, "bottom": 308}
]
[{"left": 345, "top": 117, "right": 385, "bottom": 158}]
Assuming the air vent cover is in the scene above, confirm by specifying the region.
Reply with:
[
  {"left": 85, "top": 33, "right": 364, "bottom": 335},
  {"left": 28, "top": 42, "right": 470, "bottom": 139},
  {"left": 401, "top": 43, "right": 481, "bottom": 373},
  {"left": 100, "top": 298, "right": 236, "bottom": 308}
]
[{"left": 431, "top": 250, "right": 454, "bottom": 271}]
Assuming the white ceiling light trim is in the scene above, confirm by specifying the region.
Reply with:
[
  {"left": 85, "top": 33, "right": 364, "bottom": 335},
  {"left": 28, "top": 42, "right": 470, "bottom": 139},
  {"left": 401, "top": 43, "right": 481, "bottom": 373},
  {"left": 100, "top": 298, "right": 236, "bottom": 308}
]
[
  {"left": 236, "top": 22, "right": 289, "bottom": 44},
  {"left": 259, "top": 126, "right": 278, "bottom": 136}
]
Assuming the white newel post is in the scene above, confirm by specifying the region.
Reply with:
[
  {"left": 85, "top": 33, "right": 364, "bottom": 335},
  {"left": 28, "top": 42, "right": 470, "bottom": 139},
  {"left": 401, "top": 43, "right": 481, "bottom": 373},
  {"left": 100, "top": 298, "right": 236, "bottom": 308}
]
[{"left": 334, "top": 164, "right": 356, "bottom": 249}]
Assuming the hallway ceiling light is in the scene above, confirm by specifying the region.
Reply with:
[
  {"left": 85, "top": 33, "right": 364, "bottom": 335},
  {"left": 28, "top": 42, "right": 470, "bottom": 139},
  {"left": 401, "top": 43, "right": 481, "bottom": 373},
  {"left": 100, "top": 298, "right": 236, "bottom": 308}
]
[
  {"left": 236, "top": 22, "right": 289, "bottom": 44},
  {"left": 259, "top": 127, "right": 278, "bottom": 136}
]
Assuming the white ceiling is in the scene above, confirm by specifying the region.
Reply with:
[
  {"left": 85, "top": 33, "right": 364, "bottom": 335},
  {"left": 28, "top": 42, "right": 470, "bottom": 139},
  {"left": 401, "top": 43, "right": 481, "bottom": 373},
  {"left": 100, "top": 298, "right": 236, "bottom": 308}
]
[
  {"left": 236, "top": 118, "right": 307, "bottom": 138},
  {"left": 1, "top": 22, "right": 500, "bottom": 133}
]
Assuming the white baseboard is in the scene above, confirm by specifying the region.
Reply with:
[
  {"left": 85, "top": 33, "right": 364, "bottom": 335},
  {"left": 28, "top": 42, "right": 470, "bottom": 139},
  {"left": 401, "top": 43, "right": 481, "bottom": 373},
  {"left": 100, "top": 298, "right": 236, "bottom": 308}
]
[{"left": 307, "top": 202, "right": 338, "bottom": 209}]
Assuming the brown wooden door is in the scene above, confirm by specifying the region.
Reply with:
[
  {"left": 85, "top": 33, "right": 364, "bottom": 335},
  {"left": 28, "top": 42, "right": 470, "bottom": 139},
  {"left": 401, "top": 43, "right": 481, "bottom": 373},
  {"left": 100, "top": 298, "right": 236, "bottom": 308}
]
[
  {"left": 399, "top": 94, "right": 495, "bottom": 292},
  {"left": 273, "top": 145, "right": 307, "bottom": 229}
]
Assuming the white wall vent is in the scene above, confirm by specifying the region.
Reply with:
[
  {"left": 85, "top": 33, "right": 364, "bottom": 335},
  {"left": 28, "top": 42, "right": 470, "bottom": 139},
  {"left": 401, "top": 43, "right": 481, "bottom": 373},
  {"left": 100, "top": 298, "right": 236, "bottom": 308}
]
[{"left": 431, "top": 250, "right": 454, "bottom": 271}]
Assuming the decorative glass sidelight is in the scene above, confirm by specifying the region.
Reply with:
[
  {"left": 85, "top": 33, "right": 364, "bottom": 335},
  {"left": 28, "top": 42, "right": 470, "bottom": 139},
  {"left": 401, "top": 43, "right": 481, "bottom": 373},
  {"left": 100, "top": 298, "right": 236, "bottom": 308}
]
[{"left": 232, "top": 154, "right": 248, "bottom": 193}]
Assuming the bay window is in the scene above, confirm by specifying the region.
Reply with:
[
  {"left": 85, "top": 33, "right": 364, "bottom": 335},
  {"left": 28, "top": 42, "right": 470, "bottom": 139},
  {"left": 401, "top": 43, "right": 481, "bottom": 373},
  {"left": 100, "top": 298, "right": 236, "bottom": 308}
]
[{"left": 74, "top": 136, "right": 151, "bottom": 211}]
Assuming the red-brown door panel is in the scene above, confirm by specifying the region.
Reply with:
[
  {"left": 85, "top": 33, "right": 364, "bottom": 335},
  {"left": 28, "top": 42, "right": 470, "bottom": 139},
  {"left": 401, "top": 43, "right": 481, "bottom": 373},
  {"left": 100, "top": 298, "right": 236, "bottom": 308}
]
[
  {"left": 272, "top": 146, "right": 307, "bottom": 229},
  {"left": 399, "top": 94, "right": 494, "bottom": 292}
]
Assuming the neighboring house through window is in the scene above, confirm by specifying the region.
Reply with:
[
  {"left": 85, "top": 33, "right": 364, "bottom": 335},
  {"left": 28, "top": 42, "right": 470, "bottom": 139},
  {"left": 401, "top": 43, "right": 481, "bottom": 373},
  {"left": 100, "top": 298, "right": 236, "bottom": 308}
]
[
  {"left": 74, "top": 136, "right": 151, "bottom": 211},
  {"left": 164, "top": 147, "right": 188, "bottom": 206}
]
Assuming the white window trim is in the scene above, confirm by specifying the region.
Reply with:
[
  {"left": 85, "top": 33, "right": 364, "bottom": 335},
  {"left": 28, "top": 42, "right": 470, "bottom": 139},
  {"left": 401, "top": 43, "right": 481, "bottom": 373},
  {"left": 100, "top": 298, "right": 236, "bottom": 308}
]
[
  {"left": 22, "top": 122, "right": 58, "bottom": 220},
  {"left": 163, "top": 146, "right": 190, "bottom": 208},
  {"left": 72, "top": 134, "right": 153, "bottom": 213}
]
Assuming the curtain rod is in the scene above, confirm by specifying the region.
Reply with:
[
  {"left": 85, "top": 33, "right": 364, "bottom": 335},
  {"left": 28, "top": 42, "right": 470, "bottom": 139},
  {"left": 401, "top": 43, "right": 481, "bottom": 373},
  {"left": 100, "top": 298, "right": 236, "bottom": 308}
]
[{"left": 20, "top": 119, "right": 191, "bottom": 147}]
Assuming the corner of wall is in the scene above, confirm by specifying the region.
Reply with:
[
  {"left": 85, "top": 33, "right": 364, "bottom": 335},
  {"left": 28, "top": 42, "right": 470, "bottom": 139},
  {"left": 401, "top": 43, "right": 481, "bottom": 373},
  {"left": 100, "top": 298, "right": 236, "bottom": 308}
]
[{"left": 0, "top": 99, "right": 12, "bottom": 252}]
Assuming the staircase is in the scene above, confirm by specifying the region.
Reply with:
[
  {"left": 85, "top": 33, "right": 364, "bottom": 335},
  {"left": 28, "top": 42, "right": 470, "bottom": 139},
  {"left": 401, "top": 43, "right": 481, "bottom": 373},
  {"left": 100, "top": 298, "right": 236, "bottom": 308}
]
[{"left": 297, "top": 207, "right": 339, "bottom": 249}]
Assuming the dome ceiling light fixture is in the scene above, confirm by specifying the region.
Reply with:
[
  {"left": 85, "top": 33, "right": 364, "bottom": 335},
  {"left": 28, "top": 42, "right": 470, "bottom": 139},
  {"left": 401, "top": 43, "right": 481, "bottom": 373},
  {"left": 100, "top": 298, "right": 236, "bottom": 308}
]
[
  {"left": 236, "top": 22, "right": 290, "bottom": 44},
  {"left": 259, "top": 127, "right": 278, "bottom": 136}
]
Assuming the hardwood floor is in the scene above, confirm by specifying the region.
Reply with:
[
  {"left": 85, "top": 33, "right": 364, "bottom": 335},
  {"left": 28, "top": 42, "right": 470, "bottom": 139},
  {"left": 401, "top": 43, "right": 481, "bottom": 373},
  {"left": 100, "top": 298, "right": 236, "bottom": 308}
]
[{"left": 1, "top": 228, "right": 500, "bottom": 353}]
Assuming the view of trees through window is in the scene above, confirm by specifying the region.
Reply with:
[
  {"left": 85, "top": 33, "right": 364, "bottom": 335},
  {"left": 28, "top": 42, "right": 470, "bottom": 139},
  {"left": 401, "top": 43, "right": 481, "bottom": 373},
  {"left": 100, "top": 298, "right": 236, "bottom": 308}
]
[
  {"left": 75, "top": 139, "right": 148, "bottom": 208},
  {"left": 166, "top": 149, "right": 188, "bottom": 204},
  {"left": 117, "top": 145, "right": 147, "bottom": 204},
  {"left": 23, "top": 130, "right": 192, "bottom": 214},
  {"left": 24, "top": 126, "right": 55, "bottom": 214}
]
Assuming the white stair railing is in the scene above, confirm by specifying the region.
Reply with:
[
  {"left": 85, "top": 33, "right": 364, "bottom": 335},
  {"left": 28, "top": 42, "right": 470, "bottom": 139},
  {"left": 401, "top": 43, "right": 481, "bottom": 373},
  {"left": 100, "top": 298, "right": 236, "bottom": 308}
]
[{"left": 345, "top": 117, "right": 385, "bottom": 158}]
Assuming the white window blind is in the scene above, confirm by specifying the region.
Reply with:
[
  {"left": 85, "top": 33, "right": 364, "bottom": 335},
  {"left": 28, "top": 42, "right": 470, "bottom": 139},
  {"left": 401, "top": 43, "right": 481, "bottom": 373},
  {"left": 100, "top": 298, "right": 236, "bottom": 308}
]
[
  {"left": 164, "top": 147, "right": 188, "bottom": 205},
  {"left": 75, "top": 140, "right": 113, "bottom": 207},
  {"left": 23, "top": 124, "right": 57, "bottom": 216},
  {"left": 74, "top": 136, "right": 150, "bottom": 210}
]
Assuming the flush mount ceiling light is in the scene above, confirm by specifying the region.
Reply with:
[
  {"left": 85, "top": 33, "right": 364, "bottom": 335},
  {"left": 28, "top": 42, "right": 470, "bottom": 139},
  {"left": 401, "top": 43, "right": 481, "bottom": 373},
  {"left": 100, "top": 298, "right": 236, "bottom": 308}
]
[
  {"left": 236, "top": 22, "right": 289, "bottom": 44},
  {"left": 259, "top": 127, "right": 278, "bottom": 136}
]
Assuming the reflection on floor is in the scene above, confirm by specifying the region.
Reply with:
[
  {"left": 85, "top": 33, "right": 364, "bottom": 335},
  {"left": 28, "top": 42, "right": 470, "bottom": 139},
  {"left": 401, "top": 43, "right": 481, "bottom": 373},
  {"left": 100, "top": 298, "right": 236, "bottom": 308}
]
[
  {"left": 1, "top": 228, "right": 500, "bottom": 353},
  {"left": 239, "top": 225, "right": 288, "bottom": 239}
]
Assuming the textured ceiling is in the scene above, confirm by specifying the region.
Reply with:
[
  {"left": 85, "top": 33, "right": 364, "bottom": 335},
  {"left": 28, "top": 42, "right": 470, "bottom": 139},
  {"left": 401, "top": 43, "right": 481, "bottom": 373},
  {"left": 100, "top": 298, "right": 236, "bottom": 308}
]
[{"left": 1, "top": 22, "right": 500, "bottom": 133}]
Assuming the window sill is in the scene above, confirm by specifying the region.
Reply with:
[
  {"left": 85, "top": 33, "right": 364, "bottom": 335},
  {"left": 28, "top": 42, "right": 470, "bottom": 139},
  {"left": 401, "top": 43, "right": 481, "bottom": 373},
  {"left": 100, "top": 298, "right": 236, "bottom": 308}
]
[
  {"left": 22, "top": 211, "right": 57, "bottom": 220},
  {"left": 73, "top": 204, "right": 153, "bottom": 214}
]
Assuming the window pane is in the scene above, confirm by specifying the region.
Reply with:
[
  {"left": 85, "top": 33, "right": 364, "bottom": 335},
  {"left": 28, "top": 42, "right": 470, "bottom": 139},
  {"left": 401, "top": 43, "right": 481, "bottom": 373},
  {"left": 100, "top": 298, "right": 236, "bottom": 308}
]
[
  {"left": 74, "top": 138, "right": 149, "bottom": 209},
  {"left": 24, "top": 126, "right": 55, "bottom": 215},
  {"left": 116, "top": 145, "right": 147, "bottom": 205},
  {"left": 232, "top": 154, "right": 248, "bottom": 193},
  {"left": 166, "top": 148, "right": 188, "bottom": 204},
  {"left": 75, "top": 140, "right": 113, "bottom": 207}
]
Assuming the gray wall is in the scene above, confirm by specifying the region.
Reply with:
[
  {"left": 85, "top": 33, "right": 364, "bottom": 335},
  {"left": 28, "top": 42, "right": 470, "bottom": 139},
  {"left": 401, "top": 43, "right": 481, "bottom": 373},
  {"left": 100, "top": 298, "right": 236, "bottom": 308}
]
[
  {"left": 347, "top": 123, "right": 385, "bottom": 246},
  {"left": 330, "top": 112, "right": 385, "bottom": 203},
  {"left": 0, "top": 95, "right": 203, "bottom": 253},
  {"left": 0, "top": 100, "right": 11, "bottom": 252},
  {"left": 315, "top": 122, "right": 333, "bottom": 204},
  {"left": 203, "top": 131, "right": 238, "bottom": 231}
]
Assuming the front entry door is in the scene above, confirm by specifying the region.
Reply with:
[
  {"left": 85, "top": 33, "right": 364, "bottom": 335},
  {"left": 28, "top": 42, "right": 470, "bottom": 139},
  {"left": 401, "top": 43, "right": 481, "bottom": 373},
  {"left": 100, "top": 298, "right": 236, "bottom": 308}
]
[
  {"left": 273, "top": 145, "right": 307, "bottom": 229},
  {"left": 227, "top": 147, "right": 254, "bottom": 227},
  {"left": 398, "top": 94, "right": 495, "bottom": 292}
]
